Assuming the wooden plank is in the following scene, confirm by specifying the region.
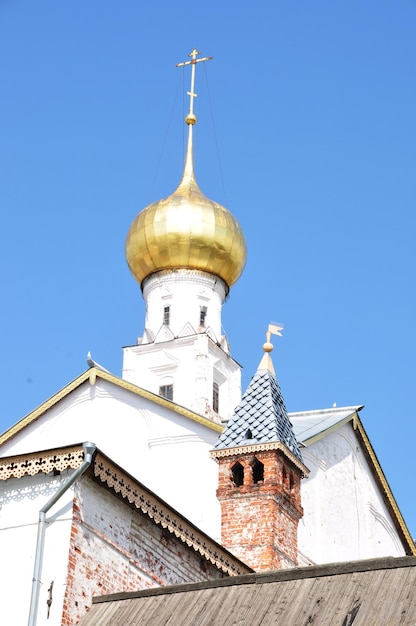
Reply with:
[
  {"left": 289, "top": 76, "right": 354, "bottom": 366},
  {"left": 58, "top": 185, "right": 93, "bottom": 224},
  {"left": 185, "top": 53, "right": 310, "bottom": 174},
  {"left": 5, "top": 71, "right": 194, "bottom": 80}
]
[{"left": 79, "top": 560, "right": 416, "bottom": 626}]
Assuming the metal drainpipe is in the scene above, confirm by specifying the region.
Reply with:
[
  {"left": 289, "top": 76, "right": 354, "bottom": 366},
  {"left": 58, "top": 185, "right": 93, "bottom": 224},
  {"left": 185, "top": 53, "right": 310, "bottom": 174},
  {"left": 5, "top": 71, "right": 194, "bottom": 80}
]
[{"left": 27, "top": 442, "right": 96, "bottom": 626}]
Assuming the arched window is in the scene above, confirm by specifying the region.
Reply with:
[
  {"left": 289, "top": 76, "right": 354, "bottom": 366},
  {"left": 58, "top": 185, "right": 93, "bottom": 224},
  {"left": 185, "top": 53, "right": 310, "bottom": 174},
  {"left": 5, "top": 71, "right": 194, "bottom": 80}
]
[
  {"left": 159, "top": 384, "right": 173, "bottom": 400},
  {"left": 163, "top": 305, "right": 170, "bottom": 326},
  {"left": 252, "top": 457, "right": 264, "bottom": 484},
  {"left": 200, "top": 305, "right": 207, "bottom": 326},
  {"left": 212, "top": 381, "right": 219, "bottom": 413},
  {"left": 231, "top": 461, "right": 244, "bottom": 487},
  {"left": 282, "top": 465, "right": 288, "bottom": 489}
]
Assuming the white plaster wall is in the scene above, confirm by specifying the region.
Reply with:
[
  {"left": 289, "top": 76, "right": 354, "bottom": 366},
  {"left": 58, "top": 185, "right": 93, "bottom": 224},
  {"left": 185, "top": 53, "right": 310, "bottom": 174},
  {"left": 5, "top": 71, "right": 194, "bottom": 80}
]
[
  {"left": 298, "top": 422, "right": 405, "bottom": 564},
  {"left": 0, "top": 472, "right": 74, "bottom": 626},
  {"left": 0, "top": 380, "right": 222, "bottom": 541}
]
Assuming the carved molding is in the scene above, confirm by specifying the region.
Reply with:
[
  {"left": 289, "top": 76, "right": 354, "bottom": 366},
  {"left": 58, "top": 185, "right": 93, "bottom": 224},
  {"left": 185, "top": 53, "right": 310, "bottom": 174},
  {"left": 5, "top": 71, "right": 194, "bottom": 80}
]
[
  {"left": 211, "top": 442, "right": 310, "bottom": 477},
  {"left": 0, "top": 447, "right": 84, "bottom": 480}
]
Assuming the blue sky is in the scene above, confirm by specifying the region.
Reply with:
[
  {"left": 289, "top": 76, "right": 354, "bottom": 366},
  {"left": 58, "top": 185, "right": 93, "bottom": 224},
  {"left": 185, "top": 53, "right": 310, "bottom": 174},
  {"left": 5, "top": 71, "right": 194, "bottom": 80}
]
[{"left": 1, "top": 1, "right": 415, "bottom": 536}]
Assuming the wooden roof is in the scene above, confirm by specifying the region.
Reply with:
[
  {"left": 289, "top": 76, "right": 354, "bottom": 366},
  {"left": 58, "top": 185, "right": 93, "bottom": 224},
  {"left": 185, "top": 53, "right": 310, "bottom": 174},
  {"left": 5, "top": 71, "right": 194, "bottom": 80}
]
[{"left": 79, "top": 555, "right": 416, "bottom": 625}]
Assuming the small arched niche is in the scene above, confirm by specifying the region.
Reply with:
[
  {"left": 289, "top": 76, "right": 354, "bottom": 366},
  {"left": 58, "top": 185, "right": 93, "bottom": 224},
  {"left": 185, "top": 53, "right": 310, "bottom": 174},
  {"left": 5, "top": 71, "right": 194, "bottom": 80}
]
[
  {"left": 231, "top": 461, "right": 244, "bottom": 487},
  {"left": 252, "top": 457, "right": 264, "bottom": 484}
]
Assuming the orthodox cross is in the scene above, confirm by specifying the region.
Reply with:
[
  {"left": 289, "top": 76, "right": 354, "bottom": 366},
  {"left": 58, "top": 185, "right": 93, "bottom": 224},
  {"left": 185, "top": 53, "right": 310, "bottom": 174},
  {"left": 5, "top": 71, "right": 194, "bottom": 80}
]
[{"left": 176, "top": 48, "right": 213, "bottom": 120}]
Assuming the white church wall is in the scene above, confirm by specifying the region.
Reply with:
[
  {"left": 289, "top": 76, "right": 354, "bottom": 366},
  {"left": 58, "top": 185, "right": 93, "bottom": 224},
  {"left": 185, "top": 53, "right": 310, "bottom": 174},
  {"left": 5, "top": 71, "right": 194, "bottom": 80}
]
[
  {"left": 0, "top": 379, "right": 222, "bottom": 540},
  {"left": 2, "top": 378, "right": 407, "bottom": 573},
  {"left": 298, "top": 422, "right": 405, "bottom": 564},
  {"left": 0, "top": 471, "right": 74, "bottom": 626},
  {"left": 123, "top": 333, "right": 241, "bottom": 422}
]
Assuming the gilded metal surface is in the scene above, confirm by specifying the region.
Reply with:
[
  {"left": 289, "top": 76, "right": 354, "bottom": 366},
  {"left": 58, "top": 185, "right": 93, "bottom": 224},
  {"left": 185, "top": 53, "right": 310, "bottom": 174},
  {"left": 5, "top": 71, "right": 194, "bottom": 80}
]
[
  {"left": 125, "top": 167, "right": 247, "bottom": 287},
  {"left": 125, "top": 50, "right": 247, "bottom": 289}
]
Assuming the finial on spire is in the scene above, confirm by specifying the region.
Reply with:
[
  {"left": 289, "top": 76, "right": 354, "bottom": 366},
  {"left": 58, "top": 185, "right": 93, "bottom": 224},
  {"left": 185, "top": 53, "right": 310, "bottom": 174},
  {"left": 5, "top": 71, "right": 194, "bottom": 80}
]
[
  {"left": 176, "top": 48, "right": 213, "bottom": 126},
  {"left": 175, "top": 48, "right": 213, "bottom": 186},
  {"left": 259, "top": 323, "right": 284, "bottom": 374}
]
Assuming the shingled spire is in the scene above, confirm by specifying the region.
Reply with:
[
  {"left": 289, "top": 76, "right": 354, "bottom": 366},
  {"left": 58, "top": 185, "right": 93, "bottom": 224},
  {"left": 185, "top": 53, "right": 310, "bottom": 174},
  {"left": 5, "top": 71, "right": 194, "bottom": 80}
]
[{"left": 211, "top": 325, "right": 309, "bottom": 571}]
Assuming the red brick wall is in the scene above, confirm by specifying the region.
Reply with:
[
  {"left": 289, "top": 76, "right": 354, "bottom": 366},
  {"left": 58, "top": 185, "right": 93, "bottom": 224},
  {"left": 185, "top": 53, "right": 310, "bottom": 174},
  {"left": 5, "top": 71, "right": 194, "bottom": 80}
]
[
  {"left": 62, "top": 477, "right": 226, "bottom": 625},
  {"left": 217, "top": 449, "right": 303, "bottom": 571}
]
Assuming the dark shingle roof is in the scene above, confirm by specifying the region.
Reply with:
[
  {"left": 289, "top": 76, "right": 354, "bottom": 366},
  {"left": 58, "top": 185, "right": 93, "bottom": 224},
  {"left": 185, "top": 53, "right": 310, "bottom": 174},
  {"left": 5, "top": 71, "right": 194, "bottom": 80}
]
[{"left": 215, "top": 369, "right": 302, "bottom": 461}]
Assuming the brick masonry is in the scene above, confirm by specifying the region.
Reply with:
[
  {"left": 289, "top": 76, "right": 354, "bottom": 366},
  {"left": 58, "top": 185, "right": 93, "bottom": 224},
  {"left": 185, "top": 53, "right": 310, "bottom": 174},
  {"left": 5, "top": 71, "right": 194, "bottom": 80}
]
[
  {"left": 61, "top": 477, "right": 226, "bottom": 625},
  {"left": 217, "top": 449, "right": 303, "bottom": 571}
]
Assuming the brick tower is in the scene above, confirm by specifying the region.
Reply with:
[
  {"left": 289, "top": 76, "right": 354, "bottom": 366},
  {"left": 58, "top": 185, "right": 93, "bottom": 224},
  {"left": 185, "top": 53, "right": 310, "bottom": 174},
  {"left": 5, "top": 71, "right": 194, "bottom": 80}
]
[{"left": 211, "top": 326, "right": 309, "bottom": 571}]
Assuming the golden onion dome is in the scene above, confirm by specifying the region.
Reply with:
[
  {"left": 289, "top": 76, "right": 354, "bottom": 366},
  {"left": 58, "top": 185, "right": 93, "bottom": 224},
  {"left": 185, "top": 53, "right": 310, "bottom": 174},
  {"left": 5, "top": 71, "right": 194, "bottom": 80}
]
[
  {"left": 125, "top": 49, "right": 246, "bottom": 290},
  {"left": 125, "top": 141, "right": 246, "bottom": 289}
]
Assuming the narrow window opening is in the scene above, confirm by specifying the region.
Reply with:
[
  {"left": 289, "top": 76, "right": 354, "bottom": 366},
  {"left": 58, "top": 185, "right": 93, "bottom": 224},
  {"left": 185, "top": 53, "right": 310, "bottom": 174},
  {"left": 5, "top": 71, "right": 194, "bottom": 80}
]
[
  {"left": 231, "top": 461, "right": 244, "bottom": 487},
  {"left": 252, "top": 457, "right": 264, "bottom": 484},
  {"left": 159, "top": 384, "right": 173, "bottom": 401},
  {"left": 212, "top": 381, "right": 219, "bottom": 413},
  {"left": 163, "top": 306, "right": 170, "bottom": 326},
  {"left": 289, "top": 472, "right": 295, "bottom": 491},
  {"left": 282, "top": 465, "right": 288, "bottom": 489},
  {"left": 200, "top": 306, "right": 207, "bottom": 326},
  {"left": 245, "top": 428, "right": 252, "bottom": 440}
]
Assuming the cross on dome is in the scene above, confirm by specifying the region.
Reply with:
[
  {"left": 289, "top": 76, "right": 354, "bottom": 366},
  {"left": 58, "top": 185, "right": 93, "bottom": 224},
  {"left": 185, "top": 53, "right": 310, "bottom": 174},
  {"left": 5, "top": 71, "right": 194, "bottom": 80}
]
[{"left": 176, "top": 48, "right": 213, "bottom": 125}]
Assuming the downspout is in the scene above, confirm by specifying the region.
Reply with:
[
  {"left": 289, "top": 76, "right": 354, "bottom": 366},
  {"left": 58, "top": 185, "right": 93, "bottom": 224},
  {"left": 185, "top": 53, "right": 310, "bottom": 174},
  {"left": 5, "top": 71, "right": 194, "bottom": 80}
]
[{"left": 28, "top": 442, "right": 96, "bottom": 626}]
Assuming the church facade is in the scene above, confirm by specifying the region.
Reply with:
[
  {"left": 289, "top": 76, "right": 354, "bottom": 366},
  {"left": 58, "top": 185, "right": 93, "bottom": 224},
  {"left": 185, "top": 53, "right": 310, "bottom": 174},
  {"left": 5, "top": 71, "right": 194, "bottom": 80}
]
[{"left": 0, "top": 49, "right": 414, "bottom": 625}]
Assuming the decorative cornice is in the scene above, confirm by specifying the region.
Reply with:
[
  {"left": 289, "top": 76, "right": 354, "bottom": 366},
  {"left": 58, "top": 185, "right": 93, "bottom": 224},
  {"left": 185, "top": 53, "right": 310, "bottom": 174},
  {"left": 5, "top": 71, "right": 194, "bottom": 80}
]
[
  {"left": 93, "top": 454, "right": 250, "bottom": 577},
  {"left": 210, "top": 441, "right": 310, "bottom": 477},
  {"left": 0, "top": 446, "right": 84, "bottom": 480},
  {"left": 142, "top": 269, "right": 228, "bottom": 301}
]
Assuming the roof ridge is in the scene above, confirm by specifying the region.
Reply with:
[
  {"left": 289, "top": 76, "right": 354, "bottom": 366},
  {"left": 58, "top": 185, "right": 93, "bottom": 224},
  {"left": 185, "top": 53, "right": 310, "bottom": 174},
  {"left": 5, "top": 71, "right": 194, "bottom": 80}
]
[{"left": 91, "top": 555, "right": 416, "bottom": 604}]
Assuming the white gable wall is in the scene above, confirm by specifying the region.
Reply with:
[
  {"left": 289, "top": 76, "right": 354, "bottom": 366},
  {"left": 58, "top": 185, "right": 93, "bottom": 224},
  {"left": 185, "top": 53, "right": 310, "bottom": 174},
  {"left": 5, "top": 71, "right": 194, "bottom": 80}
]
[
  {"left": 298, "top": 422, "right": 405, "bottom": 564},
  {"left": 0, "top": 379, "right": 222, "bottom": 540}
]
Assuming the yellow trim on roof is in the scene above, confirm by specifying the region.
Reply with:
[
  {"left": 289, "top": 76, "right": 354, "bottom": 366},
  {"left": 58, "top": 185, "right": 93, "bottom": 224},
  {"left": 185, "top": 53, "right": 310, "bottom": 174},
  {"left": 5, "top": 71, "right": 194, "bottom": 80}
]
[
  {"left": 354, "top": 417, "right": 416, "bottom": 556},
  {"left": 0, "top": 368, "right": 222, "bottom": 447},
  {"left": 0, "top": 370, "right": 92, "bottom": 446},
  {"left": 96, "top": 369, "right": 222, "bottom": 432}
]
